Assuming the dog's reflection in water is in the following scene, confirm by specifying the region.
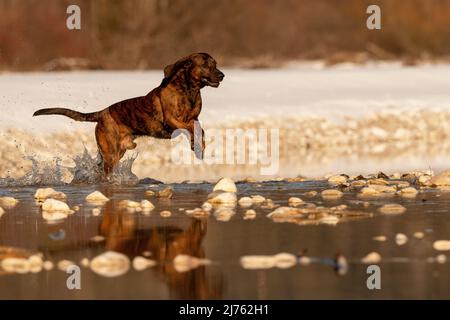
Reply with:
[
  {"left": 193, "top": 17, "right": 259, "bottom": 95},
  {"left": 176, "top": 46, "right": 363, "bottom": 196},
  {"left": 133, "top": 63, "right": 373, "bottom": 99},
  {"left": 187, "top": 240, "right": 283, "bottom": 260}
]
[{"left": 98, "top": 202, "right": 223, "bottom": 299}]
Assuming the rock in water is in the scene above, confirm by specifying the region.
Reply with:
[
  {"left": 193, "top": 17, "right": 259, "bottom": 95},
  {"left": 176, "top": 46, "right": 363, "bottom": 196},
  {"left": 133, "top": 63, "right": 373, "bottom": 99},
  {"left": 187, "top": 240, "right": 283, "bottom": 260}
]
[
  {"left": 34, "top": 188, "right": 66, "bottom": 201},
  {"left": 372, "top": 235, "right": 387, "bottom": 242},
  {"left": 430, "top": 171, "right": 450, "bottom": 186},
  {"left": 207, "top": 191, "right": 237, "bottom": 204},
  {"left": 173, "top": 255, "right": 211, "bottom": 272},
  {"left": 57, "top": 260, "right": 75, "bottom": 272},
  {"left": 399, "top": 187, "right": 418, "bottom": 196},
  {"left": 288, "top": 197, "right": 304, "bottom": 206},
  {"left": 273, "top": 253, "right": 297, "bottom": 269},
  {"left": 85, "top": 191, "right": 109, "bottom": 203},
  {"left": 378, "top": 203, "right": 406, "bottom": 214},
  {"left": 140, "top": 200, "right": 155, "bottom": 211},
  {"left": 327, "top": 175, "right": 347, "bottom": 184},
  {"left": 433, "top": 240, "right": 450, "bottom": 251},
  {"left": 361, "top": 252, "right": 381, "bottom": 264},
  {"left": 41, "top": 199, "right": 74, "bottom": 221},
  {"left": 0, "top": 197, "right": 18, "bottom": 208},
  {"left": 250, "top": 195, "right": 266, "bottom": 204},
  {"left": 157, "top": 186, "right": 173, "bottom": 198},
  {"left": 413, "top": 232, "right": 425, "bottom": 239},
  {"left": 243, "top": 209, "right": 257, "bottom": 220},
  {"left": 238, "top": 197, "right": 253, "bottom": 208},
  {"left": 321, "top": 189, "right": 343, "bottom": 199},
  {"left": 132, "top": 256, "right": 156, "bottom": 271},
  {"left": 395, "top": 233, "right": 408, "bottom": 246},
  {"left": 240, "top": 255, "right": 276, "bottom": 270},
  {"left": 266, "top": 207, "right": 303, "bottom": 218},
  {"left": 90, "top": 251, "right": 130, "bottom": 277},
  {"left": 160, "top": 210, "right": 172, "bottom": 217},
  {"left": 213, "top": 178, "right": 237, "bottom": 193},
  {"left": 42, "top": 199, "right": 72, "bottom": 212}
]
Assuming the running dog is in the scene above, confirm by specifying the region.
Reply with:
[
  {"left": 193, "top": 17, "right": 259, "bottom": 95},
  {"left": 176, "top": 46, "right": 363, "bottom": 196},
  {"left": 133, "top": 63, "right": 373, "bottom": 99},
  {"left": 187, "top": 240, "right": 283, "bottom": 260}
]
[{"left": 33, "top": 53, "right": 224, "bottom": 176}]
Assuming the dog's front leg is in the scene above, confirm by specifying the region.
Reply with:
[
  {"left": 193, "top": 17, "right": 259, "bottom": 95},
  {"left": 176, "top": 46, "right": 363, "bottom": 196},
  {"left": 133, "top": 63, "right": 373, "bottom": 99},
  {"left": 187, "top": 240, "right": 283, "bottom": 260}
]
[
  {"left": 191, "top": 120, "right": 205, "bottom": 160},
  {"left": 166, "top": 116, "right": 204, "bottom": 159}
]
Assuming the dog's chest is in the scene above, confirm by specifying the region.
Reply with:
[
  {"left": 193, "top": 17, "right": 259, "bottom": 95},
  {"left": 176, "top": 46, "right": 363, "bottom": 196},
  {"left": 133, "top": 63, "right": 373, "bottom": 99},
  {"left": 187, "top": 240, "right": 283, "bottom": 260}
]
[{"left": 174, "top": 95, "right": 200, "bottom": 120}]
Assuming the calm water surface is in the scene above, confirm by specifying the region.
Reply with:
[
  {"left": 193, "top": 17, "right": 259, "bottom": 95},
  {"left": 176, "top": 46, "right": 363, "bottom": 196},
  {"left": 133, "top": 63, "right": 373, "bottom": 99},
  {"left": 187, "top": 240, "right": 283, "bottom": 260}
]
[{"left": 1, "top": 181, "right": 450, "bottom": 299}]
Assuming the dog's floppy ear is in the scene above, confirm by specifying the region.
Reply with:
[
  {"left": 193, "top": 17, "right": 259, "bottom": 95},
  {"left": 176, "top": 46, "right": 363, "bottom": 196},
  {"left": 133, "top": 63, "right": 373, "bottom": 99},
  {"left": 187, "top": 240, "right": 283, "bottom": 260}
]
[{"left": 164, "top": 57, "right": 192, "bottom": 80}]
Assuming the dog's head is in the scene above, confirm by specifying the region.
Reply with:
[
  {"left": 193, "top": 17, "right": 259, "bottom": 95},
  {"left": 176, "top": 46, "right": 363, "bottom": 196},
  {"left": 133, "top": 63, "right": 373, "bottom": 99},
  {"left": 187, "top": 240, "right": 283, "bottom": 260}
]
[{"left": 163, "top": 53, "right": 224, "bottom": 88}]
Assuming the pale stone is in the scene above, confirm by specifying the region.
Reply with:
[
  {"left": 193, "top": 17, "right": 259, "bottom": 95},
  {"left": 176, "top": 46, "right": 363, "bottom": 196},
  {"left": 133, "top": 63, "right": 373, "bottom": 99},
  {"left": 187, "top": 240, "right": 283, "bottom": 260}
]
[
  {"left": 173, "top": 254, "right": 211, "bottom": 273},
  {"left": 433, "top": 240, "right": 450, "bottom": 251},
  {"left": 132, "top": 256, "right": 156, "bottom": 271},
  {"left": 266, "top": 206, "right": 303, "bottom": 218},
  {"left": 303, "top": 191, "right": 318, "bottom": 197},
  {"left": 42, "top": 198, "right": 72, "bottom": 213},
  {"left": 214, "top": 208, "right": 235, "bottom": 222},
  {"left": 298, "top": 256, "right": 311, "bottom": 265},
  {"left": 373, "top": 235, "right": 387, "bottom": 242},
  {"left": 274, "top": 253, "right": 297, "bottom": 269},
  {"left": 0, "top": 196, "right": 18, "bottom": 208},
  {"left": 321, "top": 189, "right": 343, "bottom": 198},
  {"left": 157, "top": 187, "right": 173, "bottom": 198},
  {"left": 57, "top": 260, "right": 75, "bottom": 272},
  {"left": 140, "top": 200, "right": 155, "bottom": 211},
  {"left": 207, "top": 191, "right": 237, "bottom": 204},
  {"left": 243, "top": 209, "right": 257, "bottom": 220},
  {"left": 413, "top": 232, "right": 425, "bottom": 239},
  {"left": 400, "top": 187, "right": 418, "bottom": 196},
  {"left": 213, "top": 178, "right": 237, "bottom": 193},
  {"left": 368, "top": 178, "right": 389, "bottom": 185},
  {"left": 90, "top": 251, "right": 130, "bottom": 277},
  {"left": 28, "top": 255, "right": 44, "bottom": 273},
  {"left": 319, "top": 215, "right": 339, "bottom": 225},
  {"left": 34, "top": 188, "right": 66, "bottom": 201},
  {"left": 160, "top": 210, "right": 172, "bottom": 217},
  {"left": 240, "top": 255, "right": 276, "bottom": 270},
  {"left": 430, "top": 172, "right": 450, "bottom": 186},
  {"left": 360, "top": 187, "right": 380, "bottom": 195},
  {"left": 328, "top": 175, "right": 347, "bottom": 184},
  {"left": 351, "top": 180, "right": 367, "bottom": 187},
  {"left": 43, "top": 261, "right": 54, "bottom": 271},
  {"left": 378, "top": 203, "right": 406, "bottom": 214},
  {"left": 288, "top": 197, "right": 304, "bottom": 207},
  {"left": 201, "top": 202, "right": 213, "bottom": 211},
  {"left": 436, "top": 254, "right": 447, "bottom": 264},
  {"left": 85, "top": 191, "right": 109, "bottom": 203},
  {"left": 186, "top": 208, "right": 210, "bottom": 217},
  {"left": 395, "top": 233, "right": 408, "bottom": 246},
  {"left": 361, "top": 252, "right": 381, "bottom": 264},
  {"left": 418, "top": 175, "right": 432, "bottom": 186},
  {"left": 250, "top": 195, "right": 266, "bottom": 204},
  {"left": 1, "top": 258, "right": 30, "bottom": 274},
  {"left": 80, "top": 258, "right": 90, "bottom": 268},
  {"left": 238, "top": 197, "right": 253, "bottom": 208}
]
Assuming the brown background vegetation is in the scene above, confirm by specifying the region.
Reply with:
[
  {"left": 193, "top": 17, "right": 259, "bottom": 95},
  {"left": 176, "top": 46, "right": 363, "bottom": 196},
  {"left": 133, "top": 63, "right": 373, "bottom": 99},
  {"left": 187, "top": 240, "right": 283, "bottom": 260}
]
[{"left": 1, "top": 0, "right": 450, "bottom": 71}]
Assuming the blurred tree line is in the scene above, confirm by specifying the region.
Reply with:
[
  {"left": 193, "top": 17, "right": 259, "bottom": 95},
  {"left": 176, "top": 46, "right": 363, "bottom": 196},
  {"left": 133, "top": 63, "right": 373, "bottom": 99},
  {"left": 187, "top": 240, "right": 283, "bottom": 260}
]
[{"left": 1, "top": 0, "right": 450, "bottom": 70}]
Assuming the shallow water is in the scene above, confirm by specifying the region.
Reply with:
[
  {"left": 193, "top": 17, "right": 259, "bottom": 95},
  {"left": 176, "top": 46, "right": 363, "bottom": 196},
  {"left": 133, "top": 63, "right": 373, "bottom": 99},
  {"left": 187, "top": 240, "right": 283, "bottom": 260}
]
[{"left": 1, "top": 181, "right": 450, "bottom": 299}]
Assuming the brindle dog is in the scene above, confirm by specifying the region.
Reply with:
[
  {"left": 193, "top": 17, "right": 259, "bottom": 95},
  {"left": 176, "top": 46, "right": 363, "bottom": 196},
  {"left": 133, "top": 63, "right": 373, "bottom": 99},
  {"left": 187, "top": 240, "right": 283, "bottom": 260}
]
[{"left": 33, "top": 53, "right": 224, "bottom": 176}]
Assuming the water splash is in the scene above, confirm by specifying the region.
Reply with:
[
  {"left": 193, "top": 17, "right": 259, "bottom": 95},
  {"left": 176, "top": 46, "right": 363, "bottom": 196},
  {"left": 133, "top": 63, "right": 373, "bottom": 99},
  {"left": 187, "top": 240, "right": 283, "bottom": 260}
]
[{"left": 0, "top": 148, "right": 139, "bottom": 187}]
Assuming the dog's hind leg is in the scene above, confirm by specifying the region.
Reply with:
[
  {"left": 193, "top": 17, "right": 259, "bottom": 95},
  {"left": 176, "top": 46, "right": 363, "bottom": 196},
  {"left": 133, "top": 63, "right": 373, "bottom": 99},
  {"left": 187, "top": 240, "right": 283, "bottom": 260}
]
[{"left": 95, "top": 123, "right": 121, "bottom": 177}]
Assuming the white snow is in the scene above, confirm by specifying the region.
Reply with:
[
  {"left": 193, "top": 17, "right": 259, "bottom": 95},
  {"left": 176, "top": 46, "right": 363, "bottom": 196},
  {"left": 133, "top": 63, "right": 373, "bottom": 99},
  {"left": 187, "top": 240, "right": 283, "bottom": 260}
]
[{"left": 1, "top": 62, "right": 450, "bottom": 132}]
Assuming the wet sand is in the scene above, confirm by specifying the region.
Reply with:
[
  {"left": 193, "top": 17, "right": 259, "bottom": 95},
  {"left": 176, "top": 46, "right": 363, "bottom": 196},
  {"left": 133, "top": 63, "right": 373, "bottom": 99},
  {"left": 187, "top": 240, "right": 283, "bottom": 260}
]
[{"left": 1, "top": 178, "right": 450, "bottom": 299}]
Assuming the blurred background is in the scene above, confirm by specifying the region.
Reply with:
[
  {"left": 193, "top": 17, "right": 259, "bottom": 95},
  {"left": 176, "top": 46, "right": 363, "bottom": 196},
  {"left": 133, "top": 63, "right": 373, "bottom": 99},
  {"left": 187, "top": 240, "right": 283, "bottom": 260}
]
[
  {"left": 1, "top": 0, "right": 450, "bottom": 183},
  {"left": 1, "top": 0, "right": 450, "bottom": 71}
]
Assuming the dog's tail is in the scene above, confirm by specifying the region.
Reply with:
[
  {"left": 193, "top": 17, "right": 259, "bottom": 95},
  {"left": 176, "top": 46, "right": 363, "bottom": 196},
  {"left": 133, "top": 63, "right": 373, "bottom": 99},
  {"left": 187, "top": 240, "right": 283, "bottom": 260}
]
[{"left": 33, "top": 108, "right": 100, "bottom": 122}]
